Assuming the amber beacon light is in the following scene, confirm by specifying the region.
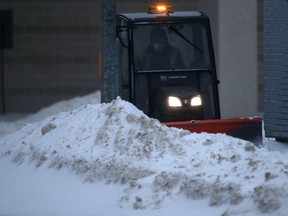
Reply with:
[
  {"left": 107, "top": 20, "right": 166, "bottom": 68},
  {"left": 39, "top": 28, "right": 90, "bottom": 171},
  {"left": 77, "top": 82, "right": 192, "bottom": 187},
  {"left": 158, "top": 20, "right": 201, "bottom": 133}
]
[{"left": 148, "top": 5, "right": 173, "bottom": 14}]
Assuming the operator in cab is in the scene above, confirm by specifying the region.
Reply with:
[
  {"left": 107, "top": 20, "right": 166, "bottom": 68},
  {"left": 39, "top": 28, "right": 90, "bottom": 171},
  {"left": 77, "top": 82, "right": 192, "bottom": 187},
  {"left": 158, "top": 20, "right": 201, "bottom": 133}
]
[{"left": 135, "top": 27, "right": 185, "bottom": 71}]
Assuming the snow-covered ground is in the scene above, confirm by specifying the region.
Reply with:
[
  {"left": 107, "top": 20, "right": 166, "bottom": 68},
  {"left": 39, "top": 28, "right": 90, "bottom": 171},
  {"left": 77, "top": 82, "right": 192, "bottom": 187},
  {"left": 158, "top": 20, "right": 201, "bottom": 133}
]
[{"left": 0, "top": 91, "right": 287, "bottom": 216}]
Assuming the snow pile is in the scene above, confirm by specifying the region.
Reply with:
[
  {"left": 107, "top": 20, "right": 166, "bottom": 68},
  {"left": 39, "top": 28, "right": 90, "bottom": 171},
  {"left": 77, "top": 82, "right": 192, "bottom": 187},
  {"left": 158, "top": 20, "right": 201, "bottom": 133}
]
[
  {"left": 0, "top": 91, "right": 101, "bottom": 138},
  {"left": 1, "top": 97, "right": 288, "bottom": 215}
]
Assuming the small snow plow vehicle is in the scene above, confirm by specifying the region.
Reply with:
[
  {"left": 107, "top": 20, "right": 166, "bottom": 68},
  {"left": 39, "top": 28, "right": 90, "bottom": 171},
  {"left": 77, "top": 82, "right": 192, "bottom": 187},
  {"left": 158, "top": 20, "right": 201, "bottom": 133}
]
[{"left": 113, "top": 5, "right": 262, "bottom": 144}]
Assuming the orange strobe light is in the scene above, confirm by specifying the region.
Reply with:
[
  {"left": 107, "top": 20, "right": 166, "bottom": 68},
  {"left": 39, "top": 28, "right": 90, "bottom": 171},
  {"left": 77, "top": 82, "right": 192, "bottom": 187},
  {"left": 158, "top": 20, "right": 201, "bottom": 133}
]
[
  {"left": 157, "top": 5, "right": 167, "bottom": 12},
  {"left": 148, "top": 5, "right": 173, "bottom": 14}
]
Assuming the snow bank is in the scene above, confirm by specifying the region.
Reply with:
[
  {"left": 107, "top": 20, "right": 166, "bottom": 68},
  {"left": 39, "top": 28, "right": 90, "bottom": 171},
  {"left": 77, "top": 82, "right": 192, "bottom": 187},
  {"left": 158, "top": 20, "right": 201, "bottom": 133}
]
[
  {"left": 0, "top": 91, "right": 101, "bottom": 138},
  {"left": 1, "top": 97, "right": 288, "bottom": 215}
]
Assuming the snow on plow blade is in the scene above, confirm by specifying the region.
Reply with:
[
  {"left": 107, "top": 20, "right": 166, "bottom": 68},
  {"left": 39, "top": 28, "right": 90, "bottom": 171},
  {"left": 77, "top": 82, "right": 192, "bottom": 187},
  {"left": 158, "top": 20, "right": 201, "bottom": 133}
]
[{"left": 163, "top": 117, "right": 262, "bottom": 145}]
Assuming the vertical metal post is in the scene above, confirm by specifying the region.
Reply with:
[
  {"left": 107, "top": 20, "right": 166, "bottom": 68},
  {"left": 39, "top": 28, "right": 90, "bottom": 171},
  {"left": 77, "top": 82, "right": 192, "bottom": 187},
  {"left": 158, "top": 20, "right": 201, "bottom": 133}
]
[
  {"left": 101, "top": 0, "right": 119, "bottom": 103},
  {"left": 0, "top": 10, "right": 13, "bottom": 114},
  {"left": 0, "top": 20, "right": 6, "bottom": 114}
]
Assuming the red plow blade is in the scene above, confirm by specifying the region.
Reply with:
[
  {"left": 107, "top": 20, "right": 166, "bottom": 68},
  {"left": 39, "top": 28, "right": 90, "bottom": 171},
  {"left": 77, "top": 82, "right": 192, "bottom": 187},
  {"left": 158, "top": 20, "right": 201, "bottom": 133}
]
[{"left": 163, "top": 117, "right": 262, "bottom": 145}]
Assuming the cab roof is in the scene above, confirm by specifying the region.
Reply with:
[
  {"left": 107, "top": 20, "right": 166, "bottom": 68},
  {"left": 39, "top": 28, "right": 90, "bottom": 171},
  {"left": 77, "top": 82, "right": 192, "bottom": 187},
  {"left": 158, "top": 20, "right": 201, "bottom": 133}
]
[{"left": 117, "top": 11, "right": 209, "bottom": 24}]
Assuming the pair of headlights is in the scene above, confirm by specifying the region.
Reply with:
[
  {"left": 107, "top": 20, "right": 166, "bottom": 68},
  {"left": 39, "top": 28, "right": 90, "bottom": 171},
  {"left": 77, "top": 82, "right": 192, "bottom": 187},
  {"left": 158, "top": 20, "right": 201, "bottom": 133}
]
[{"left": 168, "top": 95, "right": 202, "bottom": 107}]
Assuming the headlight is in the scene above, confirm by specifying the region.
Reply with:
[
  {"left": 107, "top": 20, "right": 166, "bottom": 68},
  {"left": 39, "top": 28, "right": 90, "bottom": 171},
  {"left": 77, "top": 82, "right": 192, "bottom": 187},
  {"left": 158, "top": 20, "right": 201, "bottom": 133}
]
[
  {"left": 168, "top": 96, "right": 182, "bottom": 107},
  {"left": 191, "top": 95, "right": 202, "bottom": 106}
]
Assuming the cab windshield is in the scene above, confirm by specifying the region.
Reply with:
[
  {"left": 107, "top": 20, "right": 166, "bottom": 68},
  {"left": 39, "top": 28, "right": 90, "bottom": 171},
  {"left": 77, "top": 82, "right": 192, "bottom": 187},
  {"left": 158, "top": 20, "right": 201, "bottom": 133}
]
[{"left": 133, "top": 23, "right": 211, "bottom": 71}]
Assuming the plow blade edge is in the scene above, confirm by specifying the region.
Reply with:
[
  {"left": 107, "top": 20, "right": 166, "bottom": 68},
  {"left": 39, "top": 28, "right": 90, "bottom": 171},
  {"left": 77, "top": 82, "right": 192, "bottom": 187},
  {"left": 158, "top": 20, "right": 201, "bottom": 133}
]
[{"left": 163, "top": 117, "right": 262, "bottom": 145}]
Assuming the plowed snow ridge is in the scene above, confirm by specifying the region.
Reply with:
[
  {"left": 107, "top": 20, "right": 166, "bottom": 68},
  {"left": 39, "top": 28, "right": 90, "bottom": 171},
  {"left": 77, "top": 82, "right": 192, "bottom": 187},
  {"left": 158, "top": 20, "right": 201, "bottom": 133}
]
[{"left": 1, "top": 97, "right": 288, "bottom": 214}]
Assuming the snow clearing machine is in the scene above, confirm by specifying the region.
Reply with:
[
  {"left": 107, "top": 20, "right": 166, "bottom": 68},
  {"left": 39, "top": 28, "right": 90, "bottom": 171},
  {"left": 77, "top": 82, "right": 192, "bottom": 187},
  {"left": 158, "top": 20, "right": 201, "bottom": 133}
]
[{"left": 109, "top": 5, "right": 262, "bottom": 144}]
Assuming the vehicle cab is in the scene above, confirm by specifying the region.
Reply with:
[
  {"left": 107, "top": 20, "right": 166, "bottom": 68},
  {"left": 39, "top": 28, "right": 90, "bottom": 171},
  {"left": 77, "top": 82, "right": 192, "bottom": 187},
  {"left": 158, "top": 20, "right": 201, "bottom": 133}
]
[{"left": 116, "top": 5, "right": 221, "bottom": 122}]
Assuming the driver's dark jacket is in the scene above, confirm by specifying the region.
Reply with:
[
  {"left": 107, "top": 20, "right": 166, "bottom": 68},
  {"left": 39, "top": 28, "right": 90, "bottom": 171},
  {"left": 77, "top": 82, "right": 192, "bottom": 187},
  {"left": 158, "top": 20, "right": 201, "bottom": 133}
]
[{"left": 135, "top": 43, "right": 185, "bottom": 70}]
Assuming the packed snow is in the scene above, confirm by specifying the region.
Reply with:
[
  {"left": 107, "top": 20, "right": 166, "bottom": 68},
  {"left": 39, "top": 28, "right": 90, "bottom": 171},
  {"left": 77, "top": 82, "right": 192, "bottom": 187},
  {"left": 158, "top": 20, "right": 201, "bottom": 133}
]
[{"left": 0, "top": 91, "right": 288, "bottom": 216}]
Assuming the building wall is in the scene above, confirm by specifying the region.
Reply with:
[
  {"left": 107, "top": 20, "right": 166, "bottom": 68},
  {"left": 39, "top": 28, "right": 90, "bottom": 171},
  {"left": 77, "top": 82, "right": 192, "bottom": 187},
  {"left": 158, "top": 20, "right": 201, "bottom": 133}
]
[
  {"left": 257, "top": 0, "right": 264, "bottom": 112},
  {"left": 199, "top": 0, "right": 260, "bottom": 118},
  {"left": 264, "top": 0, "right": 288, "bottom": 140},
  {"left": 219, "top": 0, "right": 258, "bottom": 118},
  {"left": 0, "top": 0, "right": 262, "bottom": 116},
  {"left": 1, "top": 0, "right": 101, "bottom": 113}
]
